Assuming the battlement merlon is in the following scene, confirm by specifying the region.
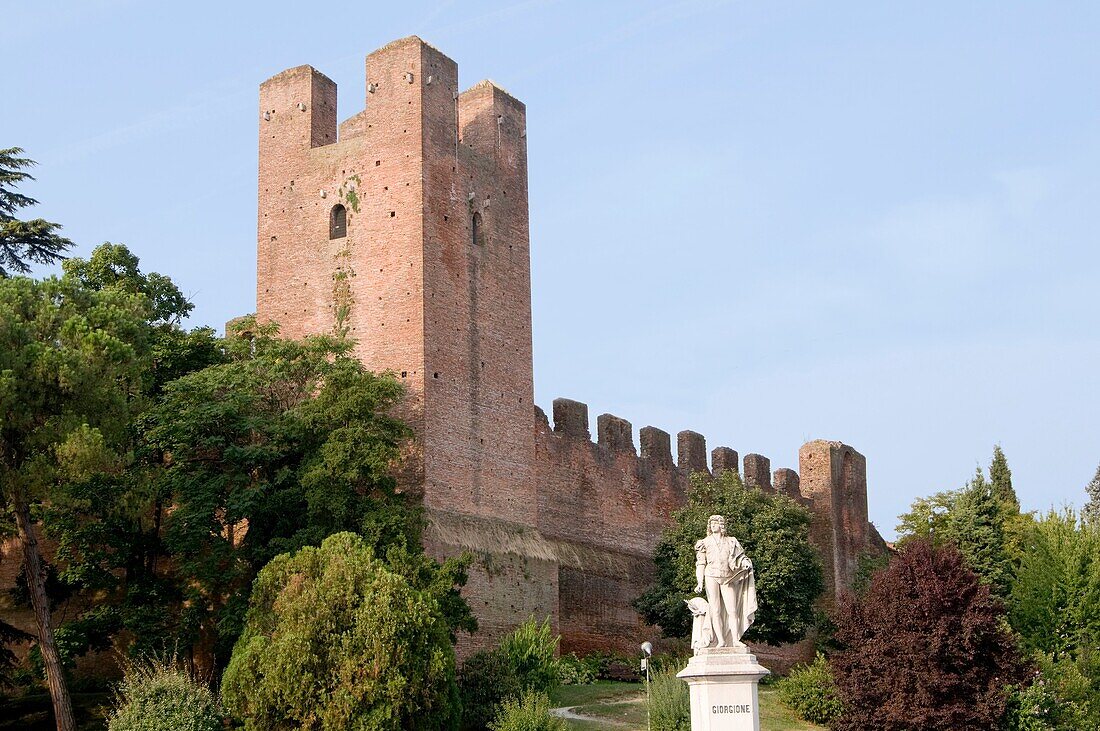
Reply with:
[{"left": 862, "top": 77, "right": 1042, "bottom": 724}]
[
  {"left": 553, "top": 398, "right": 590, "bottom": 439},
  {"left": 743, "top": 453, "right": 773, "bottom": 491},
  {"left": 677, "top": 431, "right": 709, "bottom": 475},
  {"left": 541, "top": 400, "right": 750, "bottom": 476},
  {"left": 712, "top": 447, "right": 739, "bottom": 475},
  {"left": 597, "top": 414, "right": 635, "bottom": 454}
]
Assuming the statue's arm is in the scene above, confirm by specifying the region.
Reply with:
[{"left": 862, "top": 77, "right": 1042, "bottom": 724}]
[{"left": 693, "top": 539, "right": 706, "bottom": 593}]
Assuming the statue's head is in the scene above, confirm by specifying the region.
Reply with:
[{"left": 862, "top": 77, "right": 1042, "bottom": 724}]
[{"left": 707, "top": 514, "right": 725, "bottom": 535}]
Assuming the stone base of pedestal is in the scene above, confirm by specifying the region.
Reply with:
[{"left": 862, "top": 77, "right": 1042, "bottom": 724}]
[{"left": 677, "top": 647, "right": 770, "bottom": 731}]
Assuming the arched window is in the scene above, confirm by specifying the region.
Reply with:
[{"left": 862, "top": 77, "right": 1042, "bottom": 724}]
[
  {"left": 329, "top": 204, "right": 347, "bottom": 239},
  {"left": 471, "top": 211, "right": 483, "bottom": 246}
]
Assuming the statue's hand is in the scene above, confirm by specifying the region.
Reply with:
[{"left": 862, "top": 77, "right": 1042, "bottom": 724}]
[{"left": 693, "top": 583, "right": 703, "bottom": 593}]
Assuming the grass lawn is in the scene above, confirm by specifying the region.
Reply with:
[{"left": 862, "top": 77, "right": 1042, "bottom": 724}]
[{"left": 550, "top": 680, "right": 824, "bottom": 731}]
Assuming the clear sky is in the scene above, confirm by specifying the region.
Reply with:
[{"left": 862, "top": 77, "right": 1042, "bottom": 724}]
[{"left": 8, "top": 1, "right": 1099, "bottom": 538}]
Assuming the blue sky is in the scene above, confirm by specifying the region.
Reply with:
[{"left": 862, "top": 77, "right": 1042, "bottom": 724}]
[{"left": 8, "top": 1, "right": 1099, "bottom": 538}]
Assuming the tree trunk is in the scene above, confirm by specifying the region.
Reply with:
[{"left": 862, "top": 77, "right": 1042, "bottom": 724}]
[{"left": 12, "top": 487, "right": 75, "bottom": 731}]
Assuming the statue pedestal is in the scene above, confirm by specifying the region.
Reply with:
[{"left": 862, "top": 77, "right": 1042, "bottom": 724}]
[{"left": 677, "top": 647, "right": 770, "bottom": 731}]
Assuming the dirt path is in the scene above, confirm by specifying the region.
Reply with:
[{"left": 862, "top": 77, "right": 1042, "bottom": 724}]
[{"left": 550, "top": 695, "right": 646, "bottom": 729}]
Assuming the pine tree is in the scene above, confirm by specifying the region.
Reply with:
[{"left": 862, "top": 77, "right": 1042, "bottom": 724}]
[
  {"left": 990, "top": 445, "right": 1019, "bottom": 511},
  {"left": 0, "top": 148, "right": 72, "bottom": 276},
  {"left": 947, "top": 469, "right": 1013, "bottom": 595}
]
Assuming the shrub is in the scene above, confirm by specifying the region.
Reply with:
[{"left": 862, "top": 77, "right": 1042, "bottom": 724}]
[
  {"left": 498, "top": 618, "right": 560, "bottom": 693},
  {"left": 459, "top": 649, "right": 522, "bottom": 731},
  {"left": 775, "top": 653, "right": 843, "bottom": 725},
  {"left": 1003, "top": 653, "right": 1097, "bottom": 731},
  {"left": 459, "top": 619, "right": 561, "bottom": 729},
  {"left": 578, "top": 651, "right": 640, "bottom": 682},
  {"left": 648, "top": 664, "right": 690, "bottom": 731},
  {"left": 107, "top": 657, "right": 221, "bottom": 731},
  {"left": 831, "top": 539, "right": 1025, "bottom": 730},
  {"left": 555, "top": 653, "right": 596, "bottom": 685},
  {"left": 487, "top": 690, "right": 567, "bottom": 731},
  {"left": 221, "top": 532, "right": 462, "bottom": 731}
]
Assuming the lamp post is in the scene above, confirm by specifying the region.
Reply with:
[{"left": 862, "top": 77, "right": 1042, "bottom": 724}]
[{"left": 641, "top": 641, "right": 653, "bottom": 731}]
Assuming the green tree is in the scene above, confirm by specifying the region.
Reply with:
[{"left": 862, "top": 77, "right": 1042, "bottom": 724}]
[
  {"left": 1084, "top": 463, "right": 1100, "bottom": 527},
  {"left": 61, "top": 242, "right": 192, "bottom": 325},
  {"left": 634, "top": 470, "right": 823, "bottom": 646},
  {"left": 990, "top": 444, "right": 1019, "bottom": 512},
  {"left": 145, "top": 320, "right": 430, "bottom": 673},
  {"left": 895, "top": 489, "right": 957, "bottom": 544},
  {"left": 948, "top": 469, "right": 1013, "bottom": 595},
  {"left": 34, "top": 245, "right": 220, "bottom": 666},
  {"left": 0, "top": 148, "right": 72, "bottom": 276},
  {"left": 1009, "top": 509, "right": 1100, "bottom": 662},
  {"left": 222, "top": 532, "right": 466, "bottom": 731},
  {"left": 0, "top": 275, "right": 150, "bottom": 730},
  {"left": 896, "top": 460, "right": 1015, "bottom": 595}
]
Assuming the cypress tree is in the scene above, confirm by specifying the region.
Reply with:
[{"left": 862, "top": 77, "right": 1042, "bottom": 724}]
[{"left": 989, "top": 445, "right": 1019, "bottom": 512}]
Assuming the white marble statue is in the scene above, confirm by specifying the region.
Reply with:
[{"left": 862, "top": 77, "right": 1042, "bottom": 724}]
[{"left": 692, "top": 514, "right": 757, "bottom": 649}]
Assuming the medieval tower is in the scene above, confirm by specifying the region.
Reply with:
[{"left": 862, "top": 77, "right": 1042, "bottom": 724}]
[{"left": 256, "top": 36, "right": 886, "bottom": 660}]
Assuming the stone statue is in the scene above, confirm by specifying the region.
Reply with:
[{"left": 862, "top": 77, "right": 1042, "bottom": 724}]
[{"left": 692, "top": 514, "right": 757, "bottom": 649}]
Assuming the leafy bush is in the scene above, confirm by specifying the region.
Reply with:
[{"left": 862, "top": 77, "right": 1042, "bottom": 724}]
[
  {"left": 1003, "top": 653, "right": 1097, "bottom": 731},
  {"left": 459, "top": 618, "right": 561, "bottom": 729},
  {"left": 221, "top": 532, "right": 463, "bottom": 730},
  {"left": 648, "top": 664, "right": 690, "bottom": 731},
  {"left": 775, "top": 653, "right": 843, "bottom": 725},
  {"left": 107, "top": 658, "right": 221, "bottom": 731},
  {"left": 555, "top": 653, "right": 596, "bottom": 685},
  {"left": 459, "top": 649, "right": 522, "bottom": 731},
  {"left": 498, "top": 618, "right": 560, "bottom": 692},
  {"left": 487, "top": 690, "right": 567, "bottom": 731}
]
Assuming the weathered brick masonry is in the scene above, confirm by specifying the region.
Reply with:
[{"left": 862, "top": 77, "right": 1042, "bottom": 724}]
[{"left": 253, "top": 36, "right": 889, "bottom": 661}]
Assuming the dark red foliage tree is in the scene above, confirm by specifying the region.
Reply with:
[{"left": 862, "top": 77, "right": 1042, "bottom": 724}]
[{"left": 831, "top": 539, "right": 1025, "bottom": 730}]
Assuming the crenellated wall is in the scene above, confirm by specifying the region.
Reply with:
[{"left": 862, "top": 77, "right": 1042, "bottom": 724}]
[
  {"left": 525, "top": 397, "right": 886, "bottom": 662},
  {"left": 250, "top": 36, "right": 888, "bottom": 664}
]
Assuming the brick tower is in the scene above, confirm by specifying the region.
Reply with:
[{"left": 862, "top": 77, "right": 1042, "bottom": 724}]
[{"left": 257, "top": 37, "right": 546, "bottom": 645}]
